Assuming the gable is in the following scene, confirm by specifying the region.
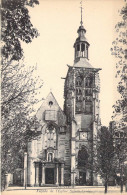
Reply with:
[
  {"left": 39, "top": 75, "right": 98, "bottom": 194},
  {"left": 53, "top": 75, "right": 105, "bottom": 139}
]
[{"left": 36, "top": 92, "right": 66, "bottom": 126}]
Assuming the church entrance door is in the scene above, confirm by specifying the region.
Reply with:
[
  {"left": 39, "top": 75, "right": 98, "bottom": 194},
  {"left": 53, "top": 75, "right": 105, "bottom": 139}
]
[
  {"left": 45, "top": 168, "right": 54, "bottom": 184},
  {"left": 79, "top": 172, "right": 86, "bottom": 185}
]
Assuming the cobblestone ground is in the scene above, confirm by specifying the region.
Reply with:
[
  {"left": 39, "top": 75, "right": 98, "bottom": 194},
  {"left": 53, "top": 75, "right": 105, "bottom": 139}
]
[{"left": 2, "top": 186, "right": 127, "bottom": 195}]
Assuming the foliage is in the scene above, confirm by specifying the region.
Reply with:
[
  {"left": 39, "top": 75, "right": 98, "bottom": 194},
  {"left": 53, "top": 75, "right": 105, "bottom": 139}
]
[
  {"left": 1, "top": 0, "right": 39, "bottom": 61},
  {"left": 111, "top": 2, "right": 127, "bottom": 192},
  {"left": 97, "top": 126, "right": 116, "bottom": 193},
  {"left": 112, "top": 124, "right": 127, "bottom": 192},
  {"left": 111, "top": 1, "right": 127, "bottom": 128},
  {"left": 1, "top": 61, "right": 43, "bottom": 171},
  {"left": 1, "top": 0, "right": 42, "bottom": 190}
]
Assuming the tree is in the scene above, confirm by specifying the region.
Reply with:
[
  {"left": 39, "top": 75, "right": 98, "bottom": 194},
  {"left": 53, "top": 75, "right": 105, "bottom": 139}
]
[
  {"left": 111, "top": 1, "right": 127, "bottom": 127},
  {"left": 1, "top": 61, "right": 43, "bottom": 171},
  {"left": 111, "top": 1, "right": 127, "bottom": 192},
  {"left": 97, "top": 126, "right": 116, "bottom": 193},
  {"left": 114, "top": 136, "right": 127, "bottom": 192},
  {"left": 1, "top": 0, "right": 43, "bottom": 190},
  {"left": 1, "top": 0, "right": 39, "bottom": 61}
]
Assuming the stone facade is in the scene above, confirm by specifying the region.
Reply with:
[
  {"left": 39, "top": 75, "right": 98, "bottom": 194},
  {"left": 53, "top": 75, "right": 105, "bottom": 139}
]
[
  {"left": 64, "top": 67, "right": 101, "bottom": 185},
  {"left": 27, "top": 92, "right": 70, "bottom": 186},
  {"left": 26, "top": 21, "right": 101, "bottom": 186}
]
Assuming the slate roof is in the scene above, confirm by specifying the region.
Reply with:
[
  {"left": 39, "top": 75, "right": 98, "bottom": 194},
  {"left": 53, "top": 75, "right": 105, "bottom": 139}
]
[{"left": 73, "top": 58, "right": 94, "bottom": 68}]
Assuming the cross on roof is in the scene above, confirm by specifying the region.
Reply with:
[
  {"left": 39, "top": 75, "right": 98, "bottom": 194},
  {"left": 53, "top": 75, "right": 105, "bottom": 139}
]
[{"left": 80, "top": 1, "right": 84, "bottom": 26}]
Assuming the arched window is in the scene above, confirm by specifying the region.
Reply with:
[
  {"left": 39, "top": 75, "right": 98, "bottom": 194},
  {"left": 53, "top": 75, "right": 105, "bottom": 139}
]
[
  {"left": 85, "top": 89, "right": 92, "bottom": 96},
  {"left": 76, "top": 77, "right": 82, "bottom": 86},
  {"left": 81, "top": 43, "right": 85, "bottom": 51},
  {"left": 77, "top": 44, "right": 80, "bottom": 51},
  {"left": 76, "top": 95, "right": 82, "bottom": 102},
  {"left": 76, "top": 88, "right": 82, "bottom": 95},
  {"left": 78, "top": 146, "right": 89, "bottom": 167},
  {"left": 81, "top": 43, "right": 85, "bottom": 57},
  {"left": 49, "top": 101, "right": 53, "bottom": 106},
  {"left": 85, "top": 76, "right": 93, "bottom": 87},
  {"left": 86, "top": 45, "right": 88, "bottom": 58},
  {"left": 45, "top": 124, "right": 57, "bottom": 149},
  {"left": 85, "top": 96, "right": 92, "bottom": 102}
]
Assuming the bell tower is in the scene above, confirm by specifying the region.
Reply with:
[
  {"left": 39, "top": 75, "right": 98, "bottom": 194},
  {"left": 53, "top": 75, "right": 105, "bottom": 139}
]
[
  {"left": 64, "top": 2, "right": 101, "bottom": 186},
  {"left": 74, "top": 4, "right": 90, "bottom": 62}
]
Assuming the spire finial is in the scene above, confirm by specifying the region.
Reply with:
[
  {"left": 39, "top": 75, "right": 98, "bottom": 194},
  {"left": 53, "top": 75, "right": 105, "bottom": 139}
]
[{"left": 80, "top": 1, "right": 83, "bottom": 26}]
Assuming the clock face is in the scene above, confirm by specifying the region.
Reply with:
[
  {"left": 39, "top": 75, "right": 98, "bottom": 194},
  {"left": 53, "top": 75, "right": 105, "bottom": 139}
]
[{"left": 79, "top": 132, "right": 87, "bottom": 140}]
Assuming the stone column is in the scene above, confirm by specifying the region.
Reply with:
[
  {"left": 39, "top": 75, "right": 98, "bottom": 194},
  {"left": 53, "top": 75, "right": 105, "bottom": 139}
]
[
  {"left": 87, "top": 45, "right": 89, "bottom": 59},
  {"left": 28, "top": 160, "right": 35, "bottom": 186},
  {"left": 71, "top": 120, "right": 76, "bottom": 186},
  {"left": 41, "top": 163, "right": 45, "bottom": 186},
  {"left": 35, "top": 162, "right": 39, "bottom": 186},
  {"left": 56, "top": 164, "right": 59, "bottom": 185},
  {"left": 24, "top": 152, "right": 27, "bottom": 188},
  {"left": 79, "top": 43, "right": 81, "bottom": 57},
  {"left": 84, "top": 43, "right": 86, "bottom": 58},
  {"left": 71, "top": 167, "right": 75, "bottom": 186},
  {"left": 61, "top": 163, "right": 64, "bottom": 186}
]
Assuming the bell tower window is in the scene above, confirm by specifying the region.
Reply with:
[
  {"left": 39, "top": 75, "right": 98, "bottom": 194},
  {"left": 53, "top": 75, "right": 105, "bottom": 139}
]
[
  {"left": 81, "top": 43, "right": 85, "bottom": 57},
  {"left": 76, "top": 44, "right": 80, "bottom": 58},
  {"left": 76, "top": 95, "right": 82, "bottom": 102},
  {"left": 86, "top": 45, "right": 88, "bottom": 59},
  {"left": 81, "top": 43, "right": 85, "bottom": 51},
  {"left": 76, "top": 88, "right": 82, "bottom": 95},
  {"left": 85, "top": 76, "right": 93, "bottom": 88},
  {"left": 77, "top": 44, "right": 80, "bottom": 51},
  {"left": 76, "top": 77, "right": 82, "bottom": 86}
]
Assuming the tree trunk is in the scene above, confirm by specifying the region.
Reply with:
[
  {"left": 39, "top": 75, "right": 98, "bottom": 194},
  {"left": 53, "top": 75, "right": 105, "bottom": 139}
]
[
  {"left": 105, "top": 180, "right": 108, "bottom": 193},
  {"left": 120, "top": 164, "right": 123, "bottom": 193},
  {"left": 120, "top": 179, "right": 123, "bottom": 193},
  {"left": 125, "top": 181, "right": 127, "bottom": 192}
]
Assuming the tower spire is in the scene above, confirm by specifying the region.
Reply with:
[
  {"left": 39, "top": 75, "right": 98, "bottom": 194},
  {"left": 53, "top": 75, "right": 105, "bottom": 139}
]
[
  {"left": 74, "top": 0, "right": 89, "bottom": 62},
  {"left": 80, "top": 1, "right": 83, "bottom": 26}
]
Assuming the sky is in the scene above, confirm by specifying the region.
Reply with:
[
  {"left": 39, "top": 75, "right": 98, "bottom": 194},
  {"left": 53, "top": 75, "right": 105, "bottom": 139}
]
[{"left": 22, "top": 0, "right": 124, "bottom": 126}]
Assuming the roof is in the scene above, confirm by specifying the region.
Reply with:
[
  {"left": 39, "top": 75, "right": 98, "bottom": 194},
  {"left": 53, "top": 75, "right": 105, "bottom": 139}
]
[
  {"left": 77, "top": 25, "right": 86, "bottom": 33},
  {"left": 36, "top": 91, "right": 63, "bottom": 114},
  {"left": 75, "top": 36, "right": 89, "bottom": 43},
  {"left": 73, "top": 58, "right": 94, "bottom": 68}
]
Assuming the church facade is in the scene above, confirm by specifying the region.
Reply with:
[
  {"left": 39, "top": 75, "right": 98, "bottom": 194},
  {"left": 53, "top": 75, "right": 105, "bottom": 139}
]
[{"left": 26, "top": 17, "right": 102, "bottom": 187}]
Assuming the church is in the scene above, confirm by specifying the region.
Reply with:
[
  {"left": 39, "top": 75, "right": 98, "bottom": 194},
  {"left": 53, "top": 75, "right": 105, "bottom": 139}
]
[{"left": 25, "top": 8, "right": 102, "bottom": 187}]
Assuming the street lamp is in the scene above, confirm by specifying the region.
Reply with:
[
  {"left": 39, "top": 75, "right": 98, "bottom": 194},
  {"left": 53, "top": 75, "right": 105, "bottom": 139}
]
[{"left": 72, "top": 167, "right": 76, "bottom": 188}]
